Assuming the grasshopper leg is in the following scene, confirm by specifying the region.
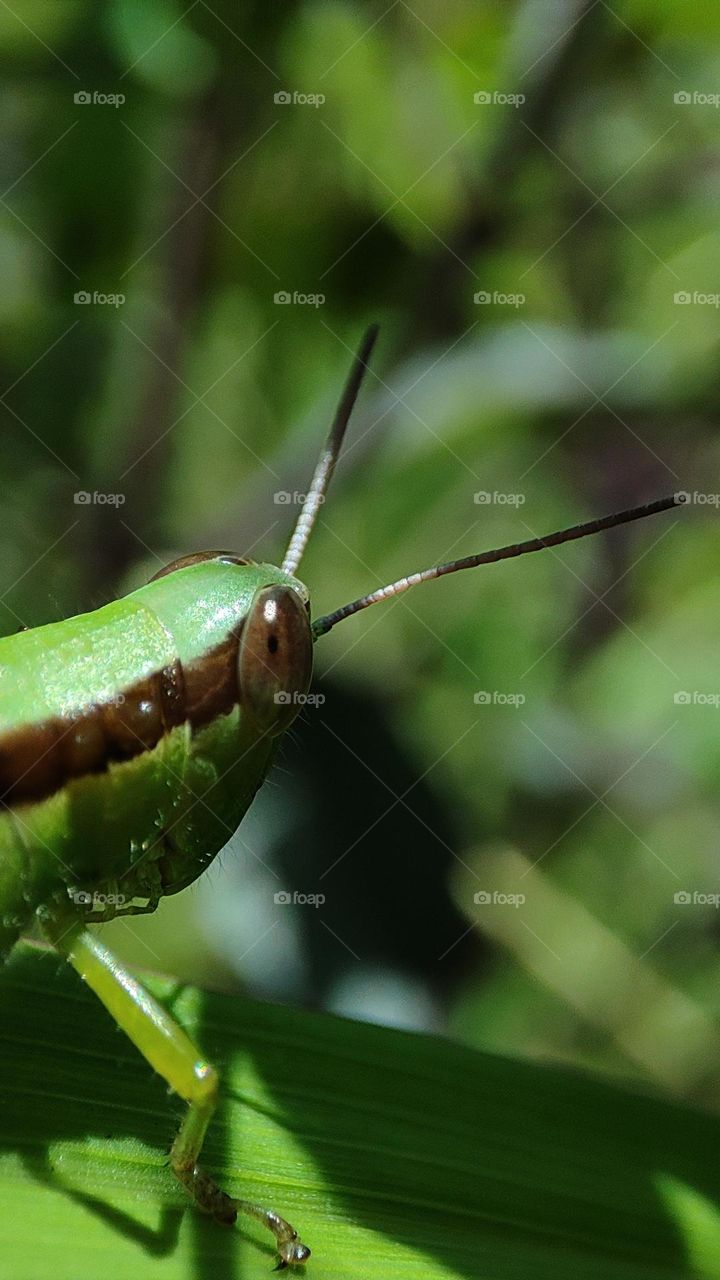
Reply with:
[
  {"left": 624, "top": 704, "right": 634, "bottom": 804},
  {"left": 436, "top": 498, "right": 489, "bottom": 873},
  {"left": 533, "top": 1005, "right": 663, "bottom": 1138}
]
[{"left": 44, "top": 919, "right": 310, "bottom": 1268}]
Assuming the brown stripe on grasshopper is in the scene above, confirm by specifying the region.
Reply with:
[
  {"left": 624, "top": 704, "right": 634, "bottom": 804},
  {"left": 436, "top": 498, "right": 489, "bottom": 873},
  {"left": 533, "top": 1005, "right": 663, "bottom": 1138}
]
[
  {"left": 182, "top": 631, "right": 241, "bottom": 727},
  {"left": 0, "top": 634, "right": 244, "bottom": 807}
]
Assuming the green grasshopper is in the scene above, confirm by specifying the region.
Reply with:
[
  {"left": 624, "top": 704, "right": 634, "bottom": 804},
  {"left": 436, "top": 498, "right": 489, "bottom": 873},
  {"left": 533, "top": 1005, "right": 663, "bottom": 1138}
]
[{"left": 0, "top": 324, "right": 681, "bottom": 1267}]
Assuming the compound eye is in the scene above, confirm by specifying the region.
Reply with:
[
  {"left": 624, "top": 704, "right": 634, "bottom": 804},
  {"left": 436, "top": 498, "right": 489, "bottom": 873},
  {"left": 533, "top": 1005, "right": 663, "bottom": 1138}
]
[
  {"left": 237, "top": 585, "right": 313, "bottom": 736},
  {"left": 149, "top": 551, "right": 251, "bottom": 582}
]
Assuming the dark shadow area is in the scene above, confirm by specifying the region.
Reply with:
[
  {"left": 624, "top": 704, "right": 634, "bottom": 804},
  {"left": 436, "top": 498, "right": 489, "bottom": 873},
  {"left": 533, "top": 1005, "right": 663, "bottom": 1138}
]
[{"left": 261, "top": 676, "right": 485, "bottom": 1007}]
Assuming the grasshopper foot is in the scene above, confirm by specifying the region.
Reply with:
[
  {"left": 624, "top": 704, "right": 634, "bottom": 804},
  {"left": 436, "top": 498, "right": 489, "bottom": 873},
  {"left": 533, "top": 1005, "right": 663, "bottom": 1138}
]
[{"left": 175, "top": 1162, "right": 310, "bottom": 1267}]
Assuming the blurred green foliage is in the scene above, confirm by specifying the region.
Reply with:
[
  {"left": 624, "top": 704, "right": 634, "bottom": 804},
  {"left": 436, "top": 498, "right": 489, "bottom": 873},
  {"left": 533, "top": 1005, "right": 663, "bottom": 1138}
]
[{"left": 1, "top": 0, "right": 720, "bottom": 1111}]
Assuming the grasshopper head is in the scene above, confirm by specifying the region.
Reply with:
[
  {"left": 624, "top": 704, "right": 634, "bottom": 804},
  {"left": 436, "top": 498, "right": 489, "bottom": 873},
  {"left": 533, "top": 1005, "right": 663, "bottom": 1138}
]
[{"left": 149, "top": 549, "right": 313, "bottom": 737}]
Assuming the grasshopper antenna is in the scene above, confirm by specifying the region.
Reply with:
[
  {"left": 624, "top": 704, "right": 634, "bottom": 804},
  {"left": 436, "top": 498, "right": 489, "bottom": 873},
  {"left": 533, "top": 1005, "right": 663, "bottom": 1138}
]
[
  {"left": 282, "top": 324, "right": 380, "bottom": 576},
  {"left": 312, "top": 492, "right": 686, "bottom": 638}
]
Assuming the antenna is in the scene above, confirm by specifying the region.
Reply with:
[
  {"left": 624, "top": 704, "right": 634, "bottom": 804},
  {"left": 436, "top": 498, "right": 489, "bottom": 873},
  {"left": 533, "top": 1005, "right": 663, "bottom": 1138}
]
[
  {"left": 282, "top": 325, "right": 379, "bottom": 576},
  {"left": 312, "top": 493, "right": 684, "bottom": 638}
]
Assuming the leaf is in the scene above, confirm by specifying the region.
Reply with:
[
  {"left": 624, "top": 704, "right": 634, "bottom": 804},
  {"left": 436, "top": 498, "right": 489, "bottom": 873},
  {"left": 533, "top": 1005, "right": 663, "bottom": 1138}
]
[{"left": 1, "top": 942, "right": 719, "bottom": 1280}]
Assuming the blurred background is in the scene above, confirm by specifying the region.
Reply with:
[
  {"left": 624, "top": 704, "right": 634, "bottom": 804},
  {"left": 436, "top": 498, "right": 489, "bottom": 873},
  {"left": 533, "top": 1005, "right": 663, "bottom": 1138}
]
[{"left": 2, "top": 0, "right": 720, "bottom": 1106}]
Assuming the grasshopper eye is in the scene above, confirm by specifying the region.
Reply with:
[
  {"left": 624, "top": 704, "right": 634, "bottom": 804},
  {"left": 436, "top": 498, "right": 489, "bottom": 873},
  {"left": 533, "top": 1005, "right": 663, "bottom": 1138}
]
[
  {"left": 149, "top": 551, "right": 251, "bottom": 581},
  {"left": 237, "top": 585, "right": 313, "bottom": 735}
]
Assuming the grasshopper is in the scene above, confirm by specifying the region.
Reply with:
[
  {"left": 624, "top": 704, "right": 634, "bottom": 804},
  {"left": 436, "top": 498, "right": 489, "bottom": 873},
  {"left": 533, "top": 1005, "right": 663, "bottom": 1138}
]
[{"left": 0, "top": 325, "right": 681, "bottom": 1265}]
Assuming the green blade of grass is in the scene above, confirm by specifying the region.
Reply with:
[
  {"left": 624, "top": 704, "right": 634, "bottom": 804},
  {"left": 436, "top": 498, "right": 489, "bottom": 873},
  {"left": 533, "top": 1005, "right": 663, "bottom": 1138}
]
[{"left": 1, "top": 942, "right": 720, "bottom": 1280}]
